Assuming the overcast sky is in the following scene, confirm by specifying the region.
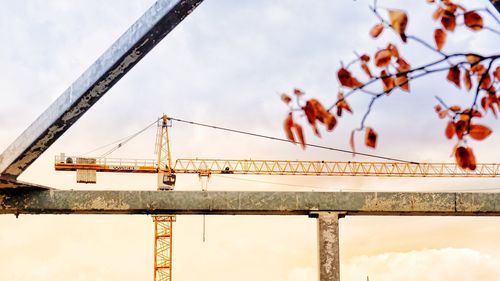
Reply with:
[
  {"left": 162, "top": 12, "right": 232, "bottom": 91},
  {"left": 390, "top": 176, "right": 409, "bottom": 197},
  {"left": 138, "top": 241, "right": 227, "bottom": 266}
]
[{"left": 1, "top": 1, "right": 500, "bottom": 280}]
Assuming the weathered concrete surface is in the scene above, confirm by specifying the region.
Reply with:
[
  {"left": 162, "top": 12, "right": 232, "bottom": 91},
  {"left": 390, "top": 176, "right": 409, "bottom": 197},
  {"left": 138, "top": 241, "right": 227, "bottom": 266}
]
[
  {"left": 0, "top": 191, "right": 499, "bottom": 216},
  {"left": 0, "top": 0, "right": 204, "bottom": 180},
  {"left": 0, "top": 176, "right": 50, "bottom": 190},
  {"left": 318, "top": 213, "right": 340, "bottom": 281}
]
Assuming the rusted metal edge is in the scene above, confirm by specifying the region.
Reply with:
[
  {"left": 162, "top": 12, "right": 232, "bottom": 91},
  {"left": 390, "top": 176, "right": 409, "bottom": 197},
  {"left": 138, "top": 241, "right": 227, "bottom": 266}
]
[
  {"left": 0, "top": 0, "right": 204, "bottom": 180},
  {"left": 491, "top": 0, "right": 500, "bottom": 12},
  {"left": 0, "top": 191, "right": 499, "bottom": 216}
]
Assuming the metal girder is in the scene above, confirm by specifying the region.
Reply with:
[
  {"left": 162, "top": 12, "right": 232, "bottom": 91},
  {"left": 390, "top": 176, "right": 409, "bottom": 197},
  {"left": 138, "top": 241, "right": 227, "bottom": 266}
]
[
  {"left": 0, "top": 0, "right": 204, "bottom": 180},
  {"left": 1, "top": 190, "right": 500, "bottom": 216},
  {"left": 491, "top": 0, "right": 500, "bottom": 12}
]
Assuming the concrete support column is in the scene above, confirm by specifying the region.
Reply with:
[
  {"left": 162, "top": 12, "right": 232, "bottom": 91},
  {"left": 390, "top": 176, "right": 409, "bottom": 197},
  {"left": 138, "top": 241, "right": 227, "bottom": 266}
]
[{"left": 317, "top": 212, "right": 341, "bottom": 281}]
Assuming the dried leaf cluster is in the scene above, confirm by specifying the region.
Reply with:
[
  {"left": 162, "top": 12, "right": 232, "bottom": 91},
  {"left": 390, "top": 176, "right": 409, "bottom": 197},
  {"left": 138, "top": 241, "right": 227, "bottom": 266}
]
[{"left": 281, "top": 0, "right": 499, "bottom": 170}]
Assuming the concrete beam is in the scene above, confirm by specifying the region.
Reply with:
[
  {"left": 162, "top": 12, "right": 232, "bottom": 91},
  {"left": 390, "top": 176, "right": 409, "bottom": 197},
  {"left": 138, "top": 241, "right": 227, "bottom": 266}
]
[
  {"left": 0, "top": 0, "right": 204, "bottom": 180},
  {"left": 1, "top": 190, "right": 500, "bottom": 216}
]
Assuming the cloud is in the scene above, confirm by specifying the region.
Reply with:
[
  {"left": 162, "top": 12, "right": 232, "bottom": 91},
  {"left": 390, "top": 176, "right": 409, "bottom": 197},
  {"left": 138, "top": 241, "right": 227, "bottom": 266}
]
[{"left": 343, "top": 248, "right": 500, "bottom": 281}]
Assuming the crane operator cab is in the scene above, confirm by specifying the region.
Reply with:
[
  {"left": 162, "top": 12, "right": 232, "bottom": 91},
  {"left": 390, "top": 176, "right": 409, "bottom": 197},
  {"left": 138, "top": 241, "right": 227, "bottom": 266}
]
[{"left": 159, "top": 173, "right": 176, "bottom": 190}]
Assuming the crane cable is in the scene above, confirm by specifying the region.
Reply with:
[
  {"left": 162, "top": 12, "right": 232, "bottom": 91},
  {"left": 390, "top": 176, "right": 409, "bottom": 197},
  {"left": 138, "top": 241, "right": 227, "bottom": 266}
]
[
  {"left": 79, "top": 118, "right": 160, "bottom": 158},
  {"left": 166, "top": 116, "right": 418, "bottom": 164}
]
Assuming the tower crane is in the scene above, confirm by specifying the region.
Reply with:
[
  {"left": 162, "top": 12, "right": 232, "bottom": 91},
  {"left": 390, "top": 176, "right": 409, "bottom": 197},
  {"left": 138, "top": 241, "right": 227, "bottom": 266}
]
[{"left": 54, "top": 115, "right": 500, "bottom": 281}]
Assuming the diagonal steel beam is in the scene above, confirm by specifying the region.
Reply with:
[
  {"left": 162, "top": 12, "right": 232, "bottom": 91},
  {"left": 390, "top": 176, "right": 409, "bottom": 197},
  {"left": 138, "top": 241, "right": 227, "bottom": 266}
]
[
  {"left": 1, "top": 190, "right": 500, "bottom": 216},
  {"left": 491, "top": 0, "right": 500, "bottom": 12},
  {"left": 0, "top": 0, "right": 204, "bottom": 180}
]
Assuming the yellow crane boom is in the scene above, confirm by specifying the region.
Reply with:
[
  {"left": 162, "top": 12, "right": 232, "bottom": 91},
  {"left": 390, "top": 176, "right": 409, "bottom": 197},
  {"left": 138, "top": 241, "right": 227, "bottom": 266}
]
[{"left": 55, "top": 156, "right": 499, "bottom": 178}]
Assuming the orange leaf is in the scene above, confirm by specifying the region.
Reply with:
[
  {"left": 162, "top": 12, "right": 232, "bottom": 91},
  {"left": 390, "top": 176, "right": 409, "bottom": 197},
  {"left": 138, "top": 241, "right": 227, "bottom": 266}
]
[
  {"left": 471, "top": 64, "right": 486, "bottom": 75},
  {"left": 433, "top": 7, "right": 445, "bottom": 21},
  {"left": 388, "top": 9, "right": 408, "bottom": 42},
  {"left": 441, "top": 11, "right": 456, "bottom": 32},
  {"left": 336, "top": 92, "right": 353, "bottom": 117},
  {"left": 480, "top": 73, "right": 492, "bottom": 90},
  {"left": 337, "top": 68, "right": 363, "bottom": 88},
  {"left": 293, "top": 123, "right": 306, "bottom": 149},
  {"left": 322, "top": 112, "right": 337, "bottom": 131},
  {"left": 464, "top": 11, "right": 483, "bottom": 31},
  {"left": 387, "top": 43, "right": 400, "bottom": 58},
  {"left": 434, "top": 28, "right": 446, "bottom": 51},
  {"left": 381, "top": 70, "right": 395, "bottom": 93},
  {"left": 360, "top": 54, "right": 370, "bottom": 62},
  {"left": 293, "top": 88, "right": 305, "bottom": 96},
  {"left": 494, "top": 66, "right": 500, "bottom": 80},
  {"left": 281, "top": 94, "right": 292, "bottom": 104},
  {"left": 303, "top": 100, "right": 321, "bottom": 137},
  {"left": 449, "top": 105, "right": 461, "bottom": 112},
  {"left": 396, "top": 57, "right": 411, "bottom": 72},
  {"left": 365, "top": 127, "right": 378, "bottom": 148},
  {"left": 447, "top": 65, "right": 461, "bottom": 88},
  {"left": 438, "top": 109, "right": 449, "bottom": 119},
  {"left": 445, "top": 121, "right": 455, "bottom": 139},
  {"left": 455, "top": 146, "right": 476, "bottom": 170},
  {"left": 361, "top": 63, "right": 373, "bottom": 78},
  {"left": 434, "top": 104, "right": 442, "bottom": 113},
  {"left": 395, "top": 75, "right": 410, "bottom": 92},
  {"left": 469, "top": 124, "right": 492, "bottom": 140},
  {"left": 455, "top": 120, "right": 467, "bottom": 140},
  {"left": 374, "top": 49, "right": 392, "bottom": 68},
  {"left": 370, "top": 23, "right": 384, "bottom": 38},
  {"left": 463, "top": 69, "right": 472, "bottom": 91},
  {"left": 466, "top": 54, "right": 482, "bottom": 64},
  {"left": 284, "top": 112, "right": 296, "bottom": 143}
]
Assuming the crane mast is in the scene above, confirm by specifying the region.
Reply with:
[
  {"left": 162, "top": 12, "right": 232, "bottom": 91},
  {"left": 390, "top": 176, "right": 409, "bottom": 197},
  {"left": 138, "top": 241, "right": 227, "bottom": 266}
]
[{"left": 153, "top": 115, "right": 175, "bottom": 281}]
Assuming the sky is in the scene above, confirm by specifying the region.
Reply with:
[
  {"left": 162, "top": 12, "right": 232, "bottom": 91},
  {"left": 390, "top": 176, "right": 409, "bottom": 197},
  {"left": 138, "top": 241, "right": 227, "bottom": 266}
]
[{"left": 0, "top": 0, "right": 499, "bottom": 280}]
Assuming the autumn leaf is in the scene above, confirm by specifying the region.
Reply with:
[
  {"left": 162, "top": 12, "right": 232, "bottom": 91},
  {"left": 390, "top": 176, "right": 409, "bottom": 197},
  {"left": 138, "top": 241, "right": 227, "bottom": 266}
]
[
  {"left": 464, "top": 11, "right": 483, "bottom": 31},
  {"left": 280, "top": 94, "right": 292, "bottom": 104},
  {"left": 494, "top": 66, "right": 500, "bottom": 80},
  {"left": 455, "top": 119, "right": 467, "bottom": 139},
  {"left": 387, "top": 43, "right": 400, "bottom": 58},
  {"left": 360, "top": 54, "right": 370, "bottom": 62},
  {"left": 303, "top": 100, "right": 321, "bottom": 136},
  {"left": 336, "top": 92, "right": 353, "bottom": 117},
  {"left": 434, "top": 104, "right": 442, "bottom": 113},
  {"left": 441, "top": 11, "right": 456, "bottom": 32},
  {"left": 446, "top": 65, "right": 461, "bottom": 88},
  {"left": 469, "top": 124, "right": 492, "bottom": 140},
  {"left": 388, "top": 9, "right": 408, "bottom": 42},
  {"left": 466, "top": 54, "right": 482, "bottom": 64},
  {"left": 455, "top": 146, "right": 476, "bottom": 170},
  {"left": 480, "top": 73, "right": 492, "bottom": 90},
  {"left": 471, "top": 64, "right": 486, "bottom": 75},
  {"left": 445, "top": 121, "right": 455, "bottom": 139},
  {"left": 481, "top": 96, "right": 498, "bottom": 118},
  {"left": 365, "top": 127, "right": 378, "bottom": 148},
  {"left": 449, "top": 105, "right": 461, "bottom": 112},
  {"left": 293, "top": 88, "right": 305, "bottom": 96},
  {"left": 322, "top": 112, "right": 337, "bottom": 131},
  {"left": 293, "top": 123, "right": 306, "bottom": 149},
  {"left": 434, "top": 28, "right": 446, "bottom": 51},
  {"left": 284, "top": 112, "right": 296, "bottom": 143},
  {"left": 463, "top": 69, "right": 472, "bottom": 91},
  {"left": 337, "top": 68, "right": 364, "bottom": 88},
  {"left": 370, "top": 23, "right": 384, "bottom": 38},
  {"left": 381, "top": 70, "right": 395, "bottom": 93},
  {"left": 433, "top": 7, "right": 445, "bottom": 21},
  {"left": 374, "top": 49, "right": 392, "bottom": 68},
  {"left": 438, "top": 109, "right": 449, "bottom": 119},
  {"left": 395, "top": 74, "right": 410, "bottom": 92},
  {"left": 396, "top": 57, "right": 411, "bottom": 72},
  {"left": 361, "top": 63, "right": 373, "bottom": 78}
]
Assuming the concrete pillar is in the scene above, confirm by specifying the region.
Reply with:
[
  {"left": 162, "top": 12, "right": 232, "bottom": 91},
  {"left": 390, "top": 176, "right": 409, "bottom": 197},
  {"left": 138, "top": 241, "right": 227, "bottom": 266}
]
[{"left": 317, "top": 212, "right": 341, "bottom": 281}]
